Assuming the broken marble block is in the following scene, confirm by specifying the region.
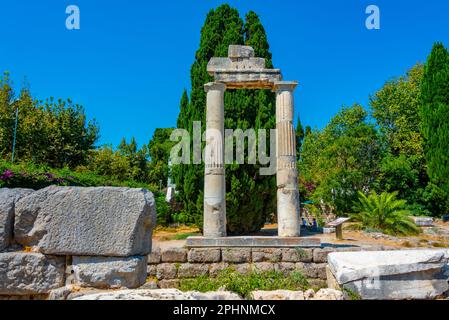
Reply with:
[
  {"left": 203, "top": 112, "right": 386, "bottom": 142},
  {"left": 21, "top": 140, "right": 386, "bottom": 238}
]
[
  {"left": 72, "top": 256, "right": 148, "bottom": 289},
  {"left": 14, "top": 186, "right": 156, "bottom": 256},
  {"left": 0, "top": 252, "right": 65, "bottom": 295},
  {"left": 327, "top": 249, "right": 449, "bottom": 300},
  {"left": 0, "top": 188, "right": 34, "bottom": 251}
]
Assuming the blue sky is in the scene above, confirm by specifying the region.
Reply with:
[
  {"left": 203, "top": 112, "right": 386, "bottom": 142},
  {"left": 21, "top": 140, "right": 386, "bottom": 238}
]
[{"left": 1, "top": 0, "right": 448, "bottom": 148}]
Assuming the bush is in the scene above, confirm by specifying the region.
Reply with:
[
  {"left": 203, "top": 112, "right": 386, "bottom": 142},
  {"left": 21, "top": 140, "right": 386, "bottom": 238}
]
[
  {"left": 351, "top": 191, "right": 420, "bottom": 236},
  {"left": 179, "top": 268, "right": 309, "bottom": 299}
]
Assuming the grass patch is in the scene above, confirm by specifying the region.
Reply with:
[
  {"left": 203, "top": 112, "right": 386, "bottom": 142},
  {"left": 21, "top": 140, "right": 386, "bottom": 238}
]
[
  {"left": 169, "top": 232, "right": 201, "bottom": 240},
  {"left": 179, "top": 268, "right": 310, "bottom": 299}
]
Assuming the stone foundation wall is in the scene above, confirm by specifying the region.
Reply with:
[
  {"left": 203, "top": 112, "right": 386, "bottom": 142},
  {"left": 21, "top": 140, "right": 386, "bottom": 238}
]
[
  {"left": 0, "top": 187, "right": 156, "bottom": 300},
  {"left": 147, "top": 246, "right": 361, "bottom": 289}
]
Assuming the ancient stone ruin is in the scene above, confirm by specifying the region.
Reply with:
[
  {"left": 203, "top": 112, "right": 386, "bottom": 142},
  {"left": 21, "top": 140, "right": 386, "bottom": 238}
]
[
  {"left": 201, "top": 45, "right": 301, "bottom": 240},
  {"left": 0, "top": 186, "right": 156, "bottom": 299}
]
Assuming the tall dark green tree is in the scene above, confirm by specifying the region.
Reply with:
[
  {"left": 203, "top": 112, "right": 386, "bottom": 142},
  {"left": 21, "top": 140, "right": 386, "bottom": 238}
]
[
  {"left": 420, "top": 42, "right": 449, "bottom": 214},
  {"left": 421, "top": 43, "right": 449, "bottom": 188},
  {"left": 296, "top": 114, "right": 305, "bottom": 160},
  {"left": 173, "top": 5, "right": 278, "bottom": 233}
]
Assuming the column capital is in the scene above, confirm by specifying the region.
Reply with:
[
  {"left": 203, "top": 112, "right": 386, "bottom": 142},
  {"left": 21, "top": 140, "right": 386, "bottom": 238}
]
[
  {"left": 273, "top": 81, "right": 298, "bottom": 92},
  {"left": 204, "top": 82, "right": 226, "bottom": 93}
]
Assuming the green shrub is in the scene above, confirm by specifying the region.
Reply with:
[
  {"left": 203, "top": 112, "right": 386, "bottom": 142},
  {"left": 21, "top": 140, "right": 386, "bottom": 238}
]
[
  {"left": 351, "top": 191, "right": 420, "bottom": 236},
  {"left": 179, "top": 268, "right": 309, "bottom": 299}
]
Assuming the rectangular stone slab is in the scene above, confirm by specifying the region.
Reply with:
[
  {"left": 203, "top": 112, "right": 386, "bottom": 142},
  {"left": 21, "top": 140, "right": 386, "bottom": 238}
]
[
  {"left": 14, "top": 186, "right": 156, "bottom": 257},
  {"left": 186, "top": 236, "right": 321, "bottom": 248},
  {"left": 0, "top": 252, "right": 65, "bottom": 295},
  {"left": 72, "top": 256, "right": 147, "bottom": 289}
]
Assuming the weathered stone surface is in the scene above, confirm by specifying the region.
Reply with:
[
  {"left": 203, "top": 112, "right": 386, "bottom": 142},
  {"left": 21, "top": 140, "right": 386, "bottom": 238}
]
[
  {"left": 147, "top": 265, "right": 157, "bottom": 277},
  {"left": 232, "top": 263, "right": 251, "bottom": 274},
  {"left": 186, "top": 236, "right": 320, "bottom": 248},
  {"left": 72, "top": 256, "right": 147, "bottom": 289},
  {"left": 313, "top": 246, "right": 361, "bottom": 263},
  {"left": 274, "top": 262, "right": 296, "bottom": 275},
  {"left": 161, "top": 248, "right": 187, "bottom": 262},
  {"left": 297, "top": 263, "right": 327, "bottom": 279},
  {"left": 156, "top": 263, "right": 177, "bottom": 280},
  {"left": 209, "top": 262, "right": 230, "bottom": 277},
  {"left": 327, "top": 249, "right": 449, "bottom": 300},
  {"left": 312, "top": 288, "right": 347, "bottom": 300},
  {"left": 177, "top": 263, "right": 209, "bottom": 278},
  {"left": 411, "top": 216, "right": 434, "bottom": 227},
  {"left": 282, "top": 248, "right": 313, "bottom": 262},
  {"left": 148, "top": 248, "right": 161, "bottom": 264},
  {"left": 14, "top": 186, "right": 155, "bottom": 256},
  {"left": 252, "top": 290, "right": 304, "bottom": 300},
  {"left": 0, "top": 252, "right": 65, "bottom": 295},
  {"left": 253, "top": 262, "right": 275, "bottom": 273},
  {"left": 0, "top": 188, "right": 34, "bottom": 251},
  {"left": 252, "top": 248, "right": 282, "bottom": 262},
  {"left": 48, "top": 286, "right": 73, "bottom": 301},
  {"left": 158, "top": 279, "right": 180, "bottom": 289},
  {"left": 73, "top": 289, "right": 241, "bottom": 300},
  {"left": 188, "top": 248, "right": 221, "bottom": 263},
  {"left": 222, "top": 248, "right": 251, "bottom": 263}
]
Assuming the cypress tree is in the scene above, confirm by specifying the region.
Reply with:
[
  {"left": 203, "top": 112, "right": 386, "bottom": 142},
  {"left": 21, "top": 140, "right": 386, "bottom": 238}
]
[
  {"left": 174, "top": 6, "right": 279, "bottom": 233},
  {"left": 421, "top": 43, "right": 449, "bottom": 197}
]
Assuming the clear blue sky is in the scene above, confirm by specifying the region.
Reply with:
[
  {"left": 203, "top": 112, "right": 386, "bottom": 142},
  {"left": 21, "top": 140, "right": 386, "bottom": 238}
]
[{"left": 1, "top": 0, "right": 448, "bottom": 147}]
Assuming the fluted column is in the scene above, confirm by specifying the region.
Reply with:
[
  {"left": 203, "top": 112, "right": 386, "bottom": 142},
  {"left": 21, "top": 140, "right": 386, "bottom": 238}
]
[
  {"left": 274, "top": 81, "right": 301, "bottom": 237},
  {"left": 203, "top": 82, "right": 227, "bottom": 238}
]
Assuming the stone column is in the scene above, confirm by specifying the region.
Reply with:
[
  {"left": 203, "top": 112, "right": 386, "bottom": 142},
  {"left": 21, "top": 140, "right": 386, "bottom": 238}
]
[
  {"left": 274, "top": 81, "right": 301, "bottom": 237},
  {"left": 203, "top": 82, "right": 227, "bottom": 238}
]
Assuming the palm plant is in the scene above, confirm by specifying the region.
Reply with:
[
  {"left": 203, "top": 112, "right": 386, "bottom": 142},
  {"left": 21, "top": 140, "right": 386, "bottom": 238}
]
[{"left": 351, "top": 191, "right": 420, "bottom": 236}]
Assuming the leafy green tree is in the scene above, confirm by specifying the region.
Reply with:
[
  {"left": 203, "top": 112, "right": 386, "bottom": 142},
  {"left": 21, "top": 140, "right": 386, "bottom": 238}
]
[
  {"left": 420, "top": 42, "right": 449, "bottom": 212},
  {"left": 351, "top": 191, "right": 420, "bottom": 236},
  {"left": 295, "top": 114, "right": 305, "bottom": 159},
  {"left": 0, "top": 72, "right": 99, "bottom": 168},
  {"left": 299, "top": 104, "right": 382, "bottom": 214},
  {"left": 148, "top": 128, "right": 175, "bottom": 186},
  {"left": 173, "top": 5, "right": 277, "bottom": 233}
]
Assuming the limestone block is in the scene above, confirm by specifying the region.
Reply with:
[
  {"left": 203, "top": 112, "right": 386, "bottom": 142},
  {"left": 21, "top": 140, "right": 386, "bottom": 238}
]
[
  {"left": 274, "top": 262, "right": 296, "bottom": 275},
  {"left": 73, "top": 289, "right": 241, "bottom": 300},
  {"left": 232, "top": 263, "right": 251, "bottom": 274},
  {"left": 209, "top": 262, "right": 230, "bottom": 277},
  {"left": 158, "top": 279, "right": 180, "bottom": 289},
  {"left": 252, "top": 290, "right": 304, "bottom": 300},
  {"left": 0, "top": 252, "right": 65, "bottom": 295},
  {"left": 147, "top": 265, "right": 157, "bottom": 277},
  {"left": 228, "top": 45, "right": 255, "bottom": 59},
  {"left": 161, "top": 248, "right": 188, "bottom": 263},
  {"left": 148, "top": 248, "right": 161, "bottom": 264},
  {"left": 252, "top": 248, "right": 282, "bottom": 263},
  {"left": 156, "top": 263, "right": 177, "bottom": 280},
  {"left": 14, "top": 186, "right": 155, "bottom": 256},
  {"left": 327, "top": 249, "right": 449, "bottom": 300},
  {"left": 411, "top": 216, "right": 434, "bottom": 227},
  {"left": 281, "top": 248, "right": 313, "bottom": 262},
  {"left": 177, "top": 263, "right": 209, "bottom": 278},
  {"left": 188, "top": 248, "right": 221, "bottom": 263},
  {"left": 222, "top": 248, "right": 251, "bottom": 263},
  {"left": 0, "top": 188, "right": 34, "bottom": 251},
  {"left": 313, "top": 246, "right": 361, "bottom": 263},
  {"left": 252, "top": 262, "right": 275, "bottom": 273},
  {"left": 296, "top": 263, "right": 327, "bottom": 279},
  {"left": 312, "top": 288, "right": 347, "bottom": 300},
  {"left": 72, "top": 256, "right": 147, "bottom": 289}
]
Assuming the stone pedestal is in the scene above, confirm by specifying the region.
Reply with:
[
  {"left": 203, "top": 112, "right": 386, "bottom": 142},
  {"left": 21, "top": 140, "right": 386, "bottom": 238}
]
[
  {"left": 203, "top": 82, "right": 227, "bottom": 238},
  {"left": 274, "top": 81, "right": 301, "bottom": 237}
]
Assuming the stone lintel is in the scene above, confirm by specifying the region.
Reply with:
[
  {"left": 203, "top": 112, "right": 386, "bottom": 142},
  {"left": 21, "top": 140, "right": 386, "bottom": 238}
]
[
  {"left": 273, "top": 81, "right": 298, "bottom": 92},
  {"left": 186, "top": 236, "right": 321, "bottom": 248}
]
